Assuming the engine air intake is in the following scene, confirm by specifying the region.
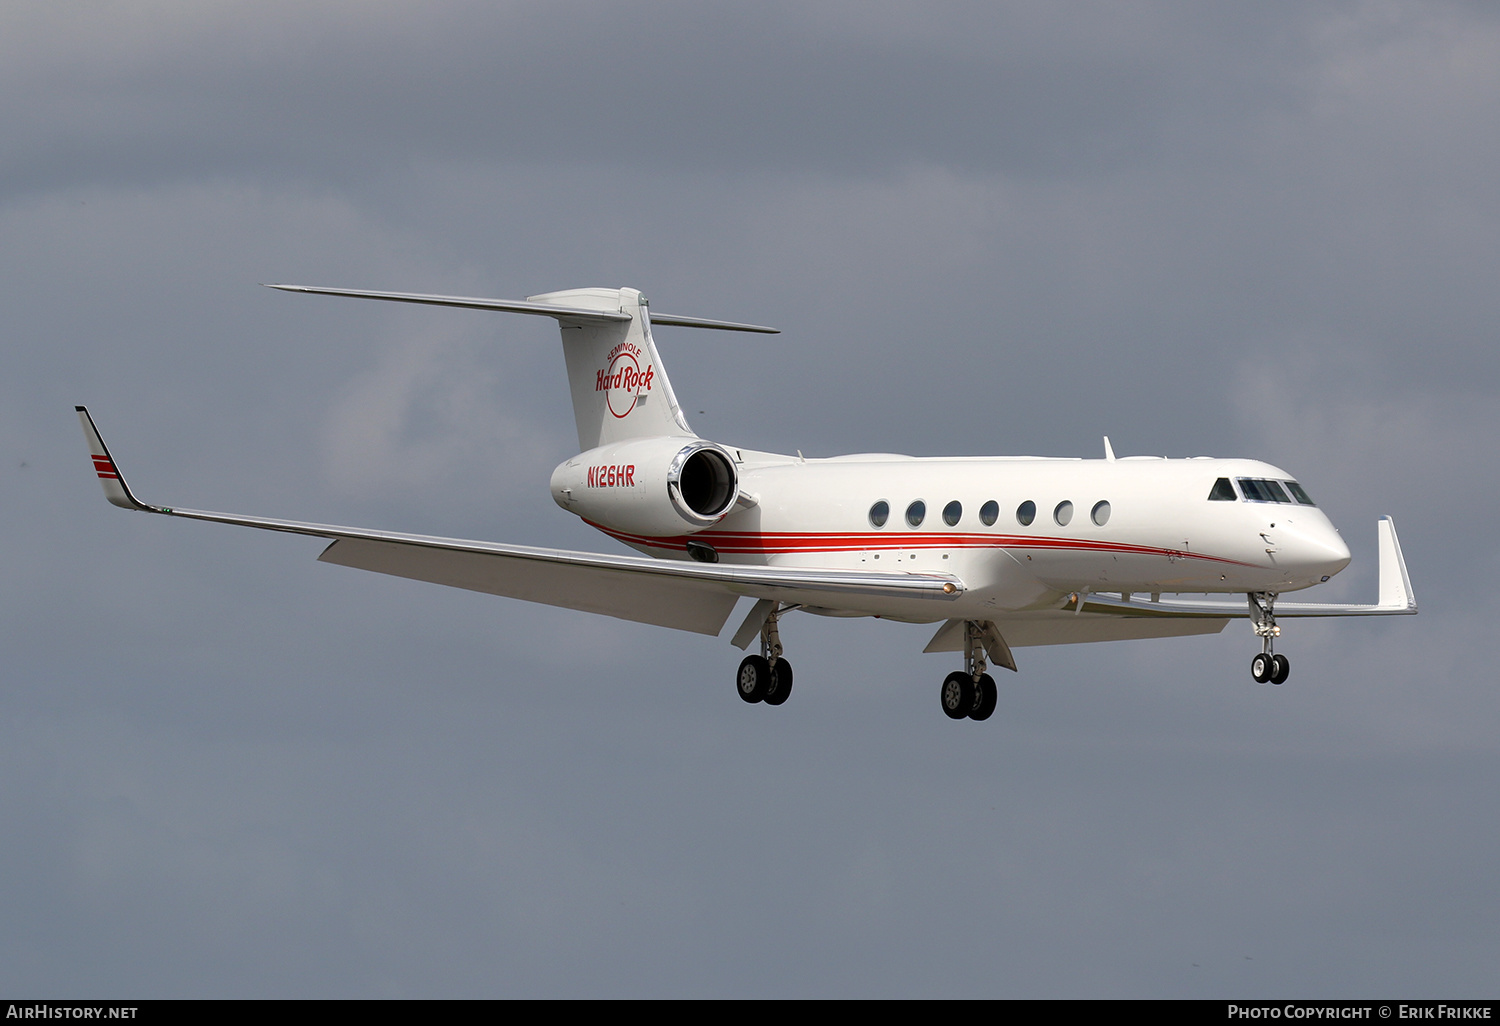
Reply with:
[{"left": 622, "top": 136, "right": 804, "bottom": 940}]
[{"left": 669, "top": 443, "right": 739, "bottom": 524}]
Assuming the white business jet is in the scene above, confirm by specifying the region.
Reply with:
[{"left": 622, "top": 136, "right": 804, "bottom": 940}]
[{"left": 77, "top": 284, "right": 1415, "bottom": 721}]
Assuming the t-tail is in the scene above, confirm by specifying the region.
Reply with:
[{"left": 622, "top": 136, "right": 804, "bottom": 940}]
[
  {"left": 532, "top": 287, "right": 690, "bottom": 450},
  {"left": 264, "top": 282, "right": 778, "bottom": 451}
]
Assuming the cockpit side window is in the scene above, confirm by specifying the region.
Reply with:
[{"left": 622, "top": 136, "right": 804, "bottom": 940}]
[
  {"left": 1285, "top": 481, "right": 1317, "bottom": 506},
  {"left": 1208, "top": 477, "right": 1237, "bottom": 501}
]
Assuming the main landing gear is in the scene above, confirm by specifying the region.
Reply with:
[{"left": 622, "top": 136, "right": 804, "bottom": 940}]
[
  {"left": 736, "top": 603, "right": 793, "bottom": 706},
  {"left": 940, "top": 620, "right": 998, "bottom": 721},
  {"left": 1249, "top": 591, "right": 1290, "bottom": 685}
]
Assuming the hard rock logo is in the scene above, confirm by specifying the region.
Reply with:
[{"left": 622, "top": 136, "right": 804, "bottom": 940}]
[{"left": 595, "top": 342, "right": 655, "bottom": 418}]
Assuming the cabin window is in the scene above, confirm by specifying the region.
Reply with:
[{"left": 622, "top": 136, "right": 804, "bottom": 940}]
[
  {"left": 943, "top": 500, "right": 962, "bottom": 526},
  {"left": 979, "top": 500, "right": 999, "bottom": 526},
  {"left": 869, "top": 500, "right": 889, "bottom": 528},
  {"left": 1016, "top": 500, "right": 1036, "bottom": 526},
  {"left": 1054, "top": 500, "right": 1074, "bottom": 526},
  {"left": 1208, "top": 477, "right": 1237, "bottom": 501},
  {"left": 1285, "top": 481, "right": 1317, "bottom": 506},
  {"left": 1091, "top": 500, "right": 1111, "bottom": 526},
  {"left": 906, "top": 500, "right": 926, "bottom": 527}
]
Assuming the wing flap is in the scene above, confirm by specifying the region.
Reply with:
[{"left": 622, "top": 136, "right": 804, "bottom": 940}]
[
  {"left": 925, "top": 614, "right": 1229, "bottom": 650},
  {"left": 319, "top": 537, "right": 740, "bottom": 634},
  {"left": 998, "top": 614, "right": 1231, "bottom": 647}
]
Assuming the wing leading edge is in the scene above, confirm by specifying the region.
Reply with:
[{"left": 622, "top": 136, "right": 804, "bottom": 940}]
[{"left": 76, "top": 407, "right": 962, "bottom": 636}]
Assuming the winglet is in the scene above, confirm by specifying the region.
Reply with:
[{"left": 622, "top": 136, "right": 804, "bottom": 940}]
[
  {"left": 1376, "top": 515, "right": 1417, "bottom": 612},
  {"left": 75, "top": 406, "right": 158, "bottom": 512}
]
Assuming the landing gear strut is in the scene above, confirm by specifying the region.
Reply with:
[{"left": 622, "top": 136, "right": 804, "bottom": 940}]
[
  {"left": 736, "top": 604, "right": 793, "bottom": 705},
  {"left": 940, "top": 620, "right": 997, "bottom": 720},
  {"left": 1249, "top": 591, "right": 1290, "bottom": 685}
]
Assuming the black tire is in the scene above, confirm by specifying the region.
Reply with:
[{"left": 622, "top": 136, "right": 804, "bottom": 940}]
[
  {"left": 1251, "top": 653, "right": 1272, "bottom": 684},
  {"left": 941, "top": 671, "right": 975, "bottom": 720},
  {"left": 1270, "top": 653, "right": 1290, "bottom": 685},
  {"left": 737, "top": 655, "right": 771, "bottom": 703},
  {"left": 764, "top": 658, "right": 794, "bottom": 706},
  {"left": 970, "top": 673, "right": 998, "bottom": 721}
]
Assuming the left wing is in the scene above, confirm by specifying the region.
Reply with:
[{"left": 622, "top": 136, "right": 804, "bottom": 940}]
[{"left": 76, "top": 407, "right": 962, "bottom": 636}]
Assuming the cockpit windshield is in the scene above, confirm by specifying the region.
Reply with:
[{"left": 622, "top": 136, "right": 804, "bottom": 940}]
[{"left": 1236, "top": 477, "right": 1316, "bottom": 506}]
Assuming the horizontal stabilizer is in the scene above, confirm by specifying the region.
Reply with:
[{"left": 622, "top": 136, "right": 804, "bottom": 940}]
[
  {"left": 646, "top": 312, "right": 780, "bottom": 334},
  {"left": 266, "top": 284, "right": 779, "bottom": 333},
  {"left": 265, "top": 284, "right": 630, "bottom": 324}
]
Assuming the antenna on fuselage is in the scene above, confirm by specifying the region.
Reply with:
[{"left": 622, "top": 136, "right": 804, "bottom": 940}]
[{"left": 1103, "top": 436, "right": 1116, "bottom": 461}]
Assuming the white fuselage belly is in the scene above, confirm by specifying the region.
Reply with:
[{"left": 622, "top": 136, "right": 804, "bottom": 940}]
[{"left": 586, "top": 451, "right": 1352, "bottom": 622}]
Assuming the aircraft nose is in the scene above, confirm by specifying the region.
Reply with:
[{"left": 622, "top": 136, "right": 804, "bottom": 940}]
[{"left": 1282, "top": 521, "right": 1351, "bottom": 579}]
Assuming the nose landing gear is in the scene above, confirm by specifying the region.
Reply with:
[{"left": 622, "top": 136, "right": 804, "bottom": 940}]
[
  {"left": 1249, "top": 592, "right": 1290, "bottom": 684},
  {"left": 939, "top": 620, "right": 998, "bottom": 720}
]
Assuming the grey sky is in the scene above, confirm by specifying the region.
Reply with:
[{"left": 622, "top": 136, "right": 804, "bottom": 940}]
[{"left": 1, "top": 1, "right": 1496, "bottom": 996}]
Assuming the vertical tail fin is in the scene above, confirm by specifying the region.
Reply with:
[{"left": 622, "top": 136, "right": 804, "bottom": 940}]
[{"left": 528, "top": 287, "right": 694, "bottom": 451}]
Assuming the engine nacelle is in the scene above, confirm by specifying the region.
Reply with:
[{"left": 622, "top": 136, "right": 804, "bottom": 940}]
[{"left": 550, "top": 437, "right": 740, "bottom": 537}]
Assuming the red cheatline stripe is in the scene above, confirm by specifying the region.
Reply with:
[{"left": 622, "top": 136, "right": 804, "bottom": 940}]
[
  {"left": 583, "top": 520, "right": 1257, "bottom": 567},
  {"left": 96, "top": 471, "right": 119, "bottom": 479}
]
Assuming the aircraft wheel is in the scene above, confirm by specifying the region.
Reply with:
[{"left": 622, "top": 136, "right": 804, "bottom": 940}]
[
  {"left": 737, "top": 655, "right": 771, "bottom": 703},
  {"left": 970, "top": 674, "right": 998, "bottom": 721},
  {"left": 1270, "top": 654, "right": 1290, "bottom": 685},
  {"left": 1251, "top": 653, "right": 1272, "bottom": 684},
  {"left": 941, "top": 671, "right": 974, "bottom": 720},
  {"left": 764, "top": 659, "right": 794, "bottom": 706}
]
